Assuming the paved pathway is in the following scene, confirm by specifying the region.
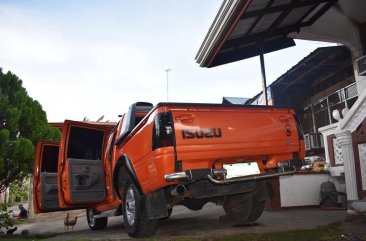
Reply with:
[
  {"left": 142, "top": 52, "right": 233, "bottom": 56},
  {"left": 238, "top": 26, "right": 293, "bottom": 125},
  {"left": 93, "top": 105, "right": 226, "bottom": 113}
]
[{"left": 10, "top": 203, "right": 358, "bottom": 240}]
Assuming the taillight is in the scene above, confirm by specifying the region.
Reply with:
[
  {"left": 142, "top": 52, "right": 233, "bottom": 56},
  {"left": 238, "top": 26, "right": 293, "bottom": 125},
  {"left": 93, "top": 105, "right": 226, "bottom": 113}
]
[
  {"left": 152, "top": 112, "right": 174, "bottom": 150},
  {"left": 294, "top": 115, "right": 304, "bottom": 140}
]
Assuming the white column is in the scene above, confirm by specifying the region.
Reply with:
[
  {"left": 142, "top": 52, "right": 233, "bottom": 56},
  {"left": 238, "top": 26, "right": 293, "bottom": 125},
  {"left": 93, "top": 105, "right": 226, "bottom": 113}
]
[
  {"left": 335, "top": 129, "right": 359, "bottom": 213},
  {"left": 323, "top": 135, "right": 331, "bottom": 166}
]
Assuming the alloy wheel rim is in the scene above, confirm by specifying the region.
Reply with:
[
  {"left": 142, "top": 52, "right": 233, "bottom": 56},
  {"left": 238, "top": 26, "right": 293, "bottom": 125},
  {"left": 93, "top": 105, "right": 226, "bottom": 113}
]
[
  {"left": 88, "top": 209, "right": 95, "bottom": 227},
  {"left": 125, "top": 186, "right": 136, "bottom": 226}
]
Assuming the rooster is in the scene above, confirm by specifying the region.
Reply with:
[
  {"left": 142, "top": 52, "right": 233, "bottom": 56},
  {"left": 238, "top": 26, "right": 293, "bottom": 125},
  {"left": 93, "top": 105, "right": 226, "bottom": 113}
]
[
  {"left": 68, "top": 216, "right": 78, "bottom": 231},
  {"left": 64, "top": 213, "right": 78, "bottom": 231},
  {"left": 64, "top": 213, "right": 69, "bottom": 231}
]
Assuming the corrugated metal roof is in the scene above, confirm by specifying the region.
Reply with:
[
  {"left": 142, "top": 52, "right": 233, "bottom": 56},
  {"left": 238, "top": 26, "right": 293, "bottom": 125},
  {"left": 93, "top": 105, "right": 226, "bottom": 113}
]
[{"left": 196, "top": 0, "right": 338, "bottom": 68}]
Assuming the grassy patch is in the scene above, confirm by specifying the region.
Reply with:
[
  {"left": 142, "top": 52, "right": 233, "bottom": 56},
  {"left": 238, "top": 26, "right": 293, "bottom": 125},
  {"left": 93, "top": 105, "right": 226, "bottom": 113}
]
[
  {"left": 0, "top": 232, "right": 57, "bottom": 241},
  {"left": 0, "top": 238, "right": 38, "bottom": 241},
  {"left": 0, "top": 236, "right": 40, "bottom": 241},
  {"left": 156, "top": 224, "right": 344, "bottom": 241},
  {"left": 62, "top": 239, "right": 91, "bottom": 241},
  {"left": 14, "top": 219, "right": 31, "bottom": 225}
]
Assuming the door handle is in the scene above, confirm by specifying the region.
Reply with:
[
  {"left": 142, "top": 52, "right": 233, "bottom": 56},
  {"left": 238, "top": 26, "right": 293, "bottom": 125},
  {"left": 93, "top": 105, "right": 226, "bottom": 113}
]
[
  {"left": 175, "top": 114, "right": 194, "bottom": 123},
  {"left": 84, "top": 166, "right": 91, "bottom": 173}
]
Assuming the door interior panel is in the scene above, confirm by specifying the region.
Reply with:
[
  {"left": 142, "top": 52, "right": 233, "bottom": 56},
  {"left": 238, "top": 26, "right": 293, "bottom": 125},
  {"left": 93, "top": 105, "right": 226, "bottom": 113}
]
[
  {"left": 40, "top": 172, "right": 60, "bottom": 211},
  {"left": 68, "top": 158, "right": 106, "bottom": 203},
  {"left": 37, "top": 143, "right": 60, "bottom": 212},
  {"left": 60, "top": 124, "right": 108, "bottom": 206}
]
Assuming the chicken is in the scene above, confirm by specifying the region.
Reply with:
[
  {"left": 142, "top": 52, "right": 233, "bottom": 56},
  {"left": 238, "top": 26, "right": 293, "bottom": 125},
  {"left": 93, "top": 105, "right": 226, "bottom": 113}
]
[
  {"left": 68, "top": 217, "right": 78, "bottom": 231},
  {"left": 64, "top": 213, "right": 69, "bottom": 231},
  {"left": 64, "top": 213, "right": 78, "bottom": 231}
]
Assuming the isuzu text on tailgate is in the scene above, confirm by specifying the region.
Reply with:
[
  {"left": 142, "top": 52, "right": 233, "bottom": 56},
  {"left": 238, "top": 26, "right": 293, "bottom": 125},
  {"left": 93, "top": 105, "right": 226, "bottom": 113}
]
[{"left": 33, "top": 102, "right": 305, "bottom": 238}]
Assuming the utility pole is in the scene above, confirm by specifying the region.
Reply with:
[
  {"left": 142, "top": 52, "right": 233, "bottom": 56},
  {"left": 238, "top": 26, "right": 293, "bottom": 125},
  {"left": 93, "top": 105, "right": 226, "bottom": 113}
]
[
  {"left": 259, "top": 43, "right": 268, "bottom": 106},
  {"left": 165, "top": 68, "right": 171, "bottom": 102}
]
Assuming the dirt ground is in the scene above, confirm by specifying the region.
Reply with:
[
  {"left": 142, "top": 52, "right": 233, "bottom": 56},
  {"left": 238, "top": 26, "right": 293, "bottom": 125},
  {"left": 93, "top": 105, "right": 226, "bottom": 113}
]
[{"left": 8, "top": 203, "right": 366, "bottom": 240}]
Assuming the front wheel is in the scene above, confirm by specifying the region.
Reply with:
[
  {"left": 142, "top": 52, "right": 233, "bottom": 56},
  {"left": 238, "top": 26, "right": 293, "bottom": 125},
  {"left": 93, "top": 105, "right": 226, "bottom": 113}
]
[
  {"left": 86, "top": 208, "right": 108, "bottom": 230},
  {"left": 122, "top": 177, "right": 159, "bottom": 238}
]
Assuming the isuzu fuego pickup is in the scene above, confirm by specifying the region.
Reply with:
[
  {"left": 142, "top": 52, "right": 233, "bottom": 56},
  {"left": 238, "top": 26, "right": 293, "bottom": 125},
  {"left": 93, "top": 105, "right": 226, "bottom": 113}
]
[{"left": 33, "top": 102, "right": 305, "bottom": 237}]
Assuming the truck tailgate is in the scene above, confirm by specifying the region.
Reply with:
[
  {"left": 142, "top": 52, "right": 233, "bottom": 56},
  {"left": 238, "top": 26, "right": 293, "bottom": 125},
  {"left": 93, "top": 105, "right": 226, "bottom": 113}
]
[{"left": 169, "top": 104, "right": 300, "bottom": 169}]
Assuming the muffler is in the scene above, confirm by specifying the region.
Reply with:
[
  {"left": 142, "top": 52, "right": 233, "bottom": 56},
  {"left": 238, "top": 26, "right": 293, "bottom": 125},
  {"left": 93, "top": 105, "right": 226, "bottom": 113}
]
[{"left": 171, "top": 185, "right": 189, "bottom": 197}]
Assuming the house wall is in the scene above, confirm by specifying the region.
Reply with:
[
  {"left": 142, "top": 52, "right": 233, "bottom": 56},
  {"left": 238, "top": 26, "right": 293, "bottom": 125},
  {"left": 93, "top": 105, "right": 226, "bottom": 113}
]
[
  {"left": 294, "top": 2, "right": 366, "bottom": 101},
  {"left": 352, "top": 118, "right": 366, "bottom": 199},
  {"left": 354, "top": 22, "right": 366, "bottom": 93},
  {"left": 294, "top": 1, "right": 366, "bottom": 212},
  {"left": 279, "top": 174, "right": 332, "bottom": 207}
]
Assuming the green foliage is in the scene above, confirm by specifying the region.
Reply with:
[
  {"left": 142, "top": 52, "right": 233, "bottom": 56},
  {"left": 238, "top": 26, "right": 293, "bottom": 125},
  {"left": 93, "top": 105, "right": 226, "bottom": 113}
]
[
  {"left": 0, "top": 70, "right": 61, "bottom": 188},
  {"left": 9, "top": 181, "right": 29, "bottom": 203},
  {"left": 0, "top": 203, "right": 14, "bottom": 232}
]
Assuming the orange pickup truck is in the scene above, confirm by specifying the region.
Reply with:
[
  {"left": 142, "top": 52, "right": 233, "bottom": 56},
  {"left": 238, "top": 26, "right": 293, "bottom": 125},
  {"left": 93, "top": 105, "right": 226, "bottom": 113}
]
[{"left": 33, "top": 102, "right": 305, "bottom": 237}]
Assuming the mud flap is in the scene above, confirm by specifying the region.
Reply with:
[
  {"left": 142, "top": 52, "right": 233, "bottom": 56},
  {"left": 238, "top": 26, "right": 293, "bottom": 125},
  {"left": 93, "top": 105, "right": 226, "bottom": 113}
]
[
  {"left": 265, "top": 181, "right": 274, "bottom": 199},
  {"left": 142, "top": 189, "right": 168, "bottom": 219},
  {"left": 255, "top": 181, "right": 272, "bottom": 201}
]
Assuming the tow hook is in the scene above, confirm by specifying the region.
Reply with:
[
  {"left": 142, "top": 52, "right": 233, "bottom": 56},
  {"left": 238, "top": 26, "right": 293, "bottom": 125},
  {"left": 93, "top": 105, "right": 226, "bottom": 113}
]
[{"left": 277, "top": 160, "right": 291, "bottom": 173}]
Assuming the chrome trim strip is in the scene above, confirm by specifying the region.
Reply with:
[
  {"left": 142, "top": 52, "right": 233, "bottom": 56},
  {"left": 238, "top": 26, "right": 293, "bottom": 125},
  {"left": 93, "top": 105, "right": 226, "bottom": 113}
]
[
  {"left": 206, "top": 168, "right": 296, "bottom": 185},
  {"left": 165, "top": 172, "right": 191, "bottom": 182}
]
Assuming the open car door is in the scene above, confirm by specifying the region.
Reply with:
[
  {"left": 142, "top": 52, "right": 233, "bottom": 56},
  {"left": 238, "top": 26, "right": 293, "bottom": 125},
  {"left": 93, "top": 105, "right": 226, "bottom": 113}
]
[
  {"left": 58, "top": 120, "right": 115, "bottom": 209},
  {"left": 33, "top": 141, "right": 64, "bottom": 213}
]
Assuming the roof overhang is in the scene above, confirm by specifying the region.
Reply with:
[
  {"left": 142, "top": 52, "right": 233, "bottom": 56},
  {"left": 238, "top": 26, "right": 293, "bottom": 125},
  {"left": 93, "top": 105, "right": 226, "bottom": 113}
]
[{"left": 196, "top": 0, "right": 338, "bottom": 68}]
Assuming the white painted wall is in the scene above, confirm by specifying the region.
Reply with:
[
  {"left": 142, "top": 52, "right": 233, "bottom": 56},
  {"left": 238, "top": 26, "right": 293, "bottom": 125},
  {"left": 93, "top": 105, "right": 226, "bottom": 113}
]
[
  {"left": 290, "top": 0, "right": 366, "bottom": 212},
  {"left": 280, "top": 174, "right": 331, "bottom": 207}
]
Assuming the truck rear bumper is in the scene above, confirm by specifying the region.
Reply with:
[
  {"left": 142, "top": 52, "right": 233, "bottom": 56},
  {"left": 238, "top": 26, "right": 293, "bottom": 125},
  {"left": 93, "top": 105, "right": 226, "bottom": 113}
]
[
  {"left": 165, "top": 166, "right": 295, "bottom": 200},
  {"left": 164, "top": 166, "right": 296, "bottom": 184},
  {"left": 206, "top": 167, "right": 296, "bottom": 184}
]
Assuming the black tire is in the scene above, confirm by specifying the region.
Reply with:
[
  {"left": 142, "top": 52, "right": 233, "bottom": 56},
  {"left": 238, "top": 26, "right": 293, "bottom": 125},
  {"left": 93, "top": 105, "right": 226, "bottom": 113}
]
[
  {"left": 160, "top": 208, "right": 173, "bottom": 220},
  {"left": 245, "top": 197, "right": 265, "bottom": 223},
  {"left": 86, "top": 208, "right": 108, "bottom": 230},
  {"left": 223, "top": 194, "right": 265, "bottom": 224},
  {"left": 122, "top": 177, "right": 159, "bottom": 238}
]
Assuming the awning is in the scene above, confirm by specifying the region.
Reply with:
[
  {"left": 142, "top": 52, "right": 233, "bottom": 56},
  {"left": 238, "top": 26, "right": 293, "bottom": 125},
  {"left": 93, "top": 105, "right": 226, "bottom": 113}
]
[{"left": 196, "top": 0, "right": 338, "bottom": 68}]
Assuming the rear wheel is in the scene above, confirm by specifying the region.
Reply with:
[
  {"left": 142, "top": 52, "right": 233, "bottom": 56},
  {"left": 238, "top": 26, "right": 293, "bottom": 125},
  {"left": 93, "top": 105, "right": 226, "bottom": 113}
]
[
  {"left": 86, "top": 208, "right": 108, "bottom": 230},
  {"left": 223, "top": 194, "right": 265, "bottom": 224},
  {"left": 160, "top": 208, "right": 172, "bottom": 220},
  {"left": 122, "top": 177, "right": 159, "bottom": 238}
]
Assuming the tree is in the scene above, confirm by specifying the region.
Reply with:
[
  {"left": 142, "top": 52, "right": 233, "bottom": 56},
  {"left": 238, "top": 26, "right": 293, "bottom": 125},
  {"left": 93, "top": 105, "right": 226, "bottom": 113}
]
[
  {"left": 0, "top": 70, "right": 60, "bottom": 190},
  {"left": 9, "top": 181, "right": 29, "bottom": 203}
]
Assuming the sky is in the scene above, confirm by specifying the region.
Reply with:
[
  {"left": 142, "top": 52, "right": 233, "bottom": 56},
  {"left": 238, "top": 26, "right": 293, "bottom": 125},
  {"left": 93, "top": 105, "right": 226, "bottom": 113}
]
[{"left": 0, "top": 0, "right": 335, "bottom": 122}]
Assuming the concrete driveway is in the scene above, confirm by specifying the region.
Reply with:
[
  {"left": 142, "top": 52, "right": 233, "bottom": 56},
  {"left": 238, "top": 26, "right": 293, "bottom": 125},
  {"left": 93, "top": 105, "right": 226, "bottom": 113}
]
[{"left": 13, "top": 203, "right": 354, "bottom": 240}]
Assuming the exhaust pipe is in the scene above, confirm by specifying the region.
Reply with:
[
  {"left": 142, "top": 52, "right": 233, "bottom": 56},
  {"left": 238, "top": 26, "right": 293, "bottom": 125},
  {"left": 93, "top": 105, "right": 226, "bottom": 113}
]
[{"left": 171, "top": 185, "right": 189, "bottom": 197}]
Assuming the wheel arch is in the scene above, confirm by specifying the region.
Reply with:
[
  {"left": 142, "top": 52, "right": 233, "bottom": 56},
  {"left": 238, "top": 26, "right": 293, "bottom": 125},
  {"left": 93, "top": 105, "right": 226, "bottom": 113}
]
[{"left": 113, "top": 155, "right": 142, "bottom": 199}]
